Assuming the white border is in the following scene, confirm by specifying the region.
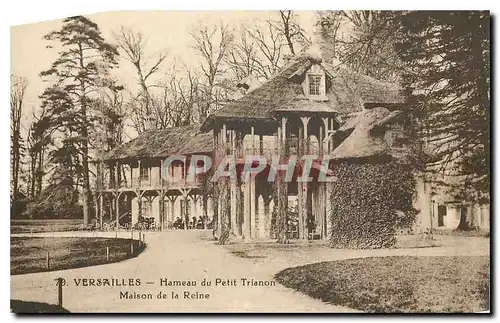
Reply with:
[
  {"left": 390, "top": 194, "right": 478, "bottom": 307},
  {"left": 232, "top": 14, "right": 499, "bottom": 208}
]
[{"left": 3, "top": 1, "right": 497, "bottom": 321}]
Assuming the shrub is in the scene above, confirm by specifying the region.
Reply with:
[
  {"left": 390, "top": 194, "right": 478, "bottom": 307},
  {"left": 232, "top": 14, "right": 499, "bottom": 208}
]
[{"left": 329, "top": 159, "right": 417, "bottom": 249}]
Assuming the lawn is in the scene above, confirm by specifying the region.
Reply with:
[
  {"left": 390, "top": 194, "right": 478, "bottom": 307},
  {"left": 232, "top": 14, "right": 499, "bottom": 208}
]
[
  {"left": 11, "top": 219, "right": 83, "bottom": 234},
  {"left": 11, "top": 237, "right": 145, "bottom": 275},
  {"left": 224, "top": 235, "right": 440, "bottom": 263},
  {"left": 11, "top": 300, "right": 70, "bottom": 313},
  {"left": 275, "top": 256, "right": 490, "bottom": 313}
]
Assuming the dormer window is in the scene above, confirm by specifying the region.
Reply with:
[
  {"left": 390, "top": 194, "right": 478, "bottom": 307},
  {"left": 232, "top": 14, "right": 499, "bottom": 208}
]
[
  {"left": 302, "top": 65, "right": 327, "bottom": 100},
  {"left": 309, "top": 75, "right": 322, "bottom": 96}
]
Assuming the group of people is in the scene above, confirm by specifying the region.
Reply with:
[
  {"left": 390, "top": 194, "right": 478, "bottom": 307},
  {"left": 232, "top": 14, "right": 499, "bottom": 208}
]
[{"left": 172, "top": 216, "right": 210, "bottom": 230}]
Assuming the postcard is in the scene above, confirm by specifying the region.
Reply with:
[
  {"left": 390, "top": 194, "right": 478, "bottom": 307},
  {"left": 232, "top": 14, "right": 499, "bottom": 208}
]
[{"left": 10, "top": 10, "right": 490, "bottom": 313}]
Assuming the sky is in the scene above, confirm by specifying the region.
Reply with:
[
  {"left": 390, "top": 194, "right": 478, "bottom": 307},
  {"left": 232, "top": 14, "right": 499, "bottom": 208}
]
[{"left": 11, "top": 10, "right": 317, "bottom": 135}]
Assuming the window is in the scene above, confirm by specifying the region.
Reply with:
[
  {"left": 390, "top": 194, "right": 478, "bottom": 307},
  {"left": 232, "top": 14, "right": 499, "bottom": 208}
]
[
  {"left": 437, "top": 205, "right": 447, "bottom": 227},
  {"left": 309, "top": 75, "right": 322, "bottom": 96},
  {"left": 140, "top": 167, "right": 149, "bottom": 181}
]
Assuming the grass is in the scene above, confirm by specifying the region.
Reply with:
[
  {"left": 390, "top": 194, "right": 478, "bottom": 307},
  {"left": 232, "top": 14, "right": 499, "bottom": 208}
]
[
  {"left": 275, "top": 256, "right": 490, "bottom": 313},
  {"left": 11, "top": 219, "right": 83, "bottom": 234},
  {"left": 11, "top": 237, "right": 145, "bottom": 275},
  {"left": 434, "top": 229, "right": 490, "bottom": 238},
  {"left": 11, "top": 300, "right": 70, "bottom": 313},
  {"left": 225, "top": 235, "right": 440, "bottom": 263}
]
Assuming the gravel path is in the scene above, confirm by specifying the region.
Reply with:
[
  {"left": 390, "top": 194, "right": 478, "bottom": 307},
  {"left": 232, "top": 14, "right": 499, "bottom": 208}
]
[
  {"left": 11, "top": 231, "right": 355, "bottom": 313},
  {"left": 11, "top": 231, "right": 488, "bottom": 313}
]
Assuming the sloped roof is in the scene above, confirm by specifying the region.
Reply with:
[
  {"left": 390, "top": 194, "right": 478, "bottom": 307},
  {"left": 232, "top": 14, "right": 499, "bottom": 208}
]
[
  {"left": 102, "top": 125, "right": 213, "bottom": 161},
  {"left": 274, "top": 94, "right": 337, "bottom": 113},
  {"left": 330, "top": 107, "right": 401, "bottom": 160},
  {"left": 201, "top": 52, "right": 403, "bottom": 131},
  {"left": 321, "top": 60, "right": 402, "bottom": 113}
]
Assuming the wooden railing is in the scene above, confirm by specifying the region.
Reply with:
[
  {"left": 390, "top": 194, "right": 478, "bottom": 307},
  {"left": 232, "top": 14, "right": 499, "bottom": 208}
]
[{"left": 102, "top": 176, "right": 201, "bottom": 191}]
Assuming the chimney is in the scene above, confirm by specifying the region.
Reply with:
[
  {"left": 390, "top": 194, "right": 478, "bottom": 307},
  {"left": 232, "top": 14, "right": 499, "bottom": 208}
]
[{"left": 310, "top": 12, "right": 336, "bottom": 66}]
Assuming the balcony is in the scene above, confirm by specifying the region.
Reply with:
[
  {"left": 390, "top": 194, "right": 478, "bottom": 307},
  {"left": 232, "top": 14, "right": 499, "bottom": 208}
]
[
  {"left": 100, "top": 175, "right": 202, "bottom": 192},
  {"left": 232, "top": 138, "right": 322, "bottom": 158}
]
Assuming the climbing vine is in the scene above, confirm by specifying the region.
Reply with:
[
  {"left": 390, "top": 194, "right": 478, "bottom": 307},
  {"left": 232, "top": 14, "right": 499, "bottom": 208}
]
[{"left": 329, "top": 160, "right": 417, "bottom": 249}]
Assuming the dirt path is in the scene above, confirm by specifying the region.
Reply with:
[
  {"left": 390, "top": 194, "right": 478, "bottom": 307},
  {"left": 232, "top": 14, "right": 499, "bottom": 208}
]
[
  {"left": 11, "top": 231, "right": 489, "bottom": 313},
  {"left": 10, "top": 231, "right": 355, "bottom": 313}
]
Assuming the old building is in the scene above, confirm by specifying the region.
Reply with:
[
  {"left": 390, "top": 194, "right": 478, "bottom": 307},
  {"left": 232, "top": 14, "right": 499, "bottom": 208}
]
[
  {"left": 94, "top": 48, "right": 489, "bottom": 237},
  {"left": 95, "top": 125, "right": 214, "bottom": 230},
  {"left": 200, "top": 49, "right": 403, "bottom": 240}
]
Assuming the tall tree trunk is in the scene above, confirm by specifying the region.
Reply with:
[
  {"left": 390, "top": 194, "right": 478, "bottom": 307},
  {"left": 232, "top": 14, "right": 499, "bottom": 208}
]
[{"left": 79, "top": 45, "right": 91, "bottom": 226}]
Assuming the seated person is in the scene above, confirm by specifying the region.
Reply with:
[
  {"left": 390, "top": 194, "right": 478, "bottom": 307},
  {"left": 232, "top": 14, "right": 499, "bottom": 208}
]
[
  {"left": 196, "top": 216, "right": 204, "bottom": 229},
  {"left": 173, "top": 217, "right": 183, "bottom": 229}
]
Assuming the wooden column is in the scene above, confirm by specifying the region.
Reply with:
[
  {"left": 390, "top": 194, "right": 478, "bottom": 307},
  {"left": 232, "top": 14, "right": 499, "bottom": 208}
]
[
  {"left": 137, "top": 193, "right": 142, "bottom": 224},
  {"left": 235, "top": 130, "right": 243, "bottom": 236},
  {"left": 222, "top": 123, "right": 227, "bottom": 154},
  {"left": 258, "top": 195, "right": 265, "bottom": 239},
  {"left": 301, "top": 117, "right": 311, "bottom": 239},
  {"left": 159, "top": 163, "right": 163, "bottom": 188},
  {"left": 264, "top": 198, "right": 271, "bottom": 239},
  {"left": 231, "top": 130, "right": 236, "bottom": 155},
  {"left": 281, "top": 117, "right": 287, "bottom": 154},
  {"left": 130, "top": 165, "right": 133, "bottom": 188},
  {"left": 181, "top": 190, "right": 190, "bottom": 230},
  {"left": 230, "top": 181, "right": 238, "bottom": 236},
  {"left": 250, "top": 125, "right": 255, "bottom": 154},
  {"left": 319, "top": 126, "right": 324, "bottom": 156},
  {"left": 301, "top": 117, "right": 311, "bottom": 154},
  {"left": 242, "top": 180, "right": 250, "bottom": 240},
  {"left": 322, "top": 182, "right": 328, "bottom": 239},
  {"left": 277, "top": 126, "right": 281, "bottom": 155},
  {"left": 192, "top": 195, "right": 198, "bottom": 219},
  {"left": 170, "top": 197, "right": 176, "bottom": 225},
  {"left": 322, "top": 117, "right": 330, "bottom": 154},
  {"left": 297, "top": 121, "right": 304, "bottom": 239},
  {"left": 115, "top": 162, "right": 120, "bottom": 189},
  {"left": 138, "top": 160, "right": 142, "bottom": 187},
  {"left": 159, "top": 192, "right": 164, "bottom": 231},
  {"left": 249, "top": 175, "right": 256, "bottom": 239}
]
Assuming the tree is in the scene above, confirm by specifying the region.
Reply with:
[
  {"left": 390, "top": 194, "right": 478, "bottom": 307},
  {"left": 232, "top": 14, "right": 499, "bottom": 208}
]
[
  {"left": 395, "top": 11, "right": 490, "bottom": 201},
  {"left": 115, "top": 26, "right": 167, "bottom": 132},
  {"left": 11, "top": 75, "right": 28, "bottom": 200},
  {"left": 227, "top": 11, "right": 309, "bottom": 82},
  {"left": 319, "top": 10, "right": 403, "bottom": 82},
  {"left": 190, "top": 21, "right": 234, "bottom": 121},
  {"left": 26, "top": 106, "right": 53, "bottom": 199},
  {"left": 93, "top": 78, "right": 125, "bottom": 153},
  {"left": 40, "top": 16, "right": 119, "bottom": 225},
  {"left": 277, "top": 10, "right": 309, "bottom": 55}
]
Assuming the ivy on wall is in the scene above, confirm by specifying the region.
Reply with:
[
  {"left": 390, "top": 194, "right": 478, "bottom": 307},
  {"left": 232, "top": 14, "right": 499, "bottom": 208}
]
[{"left": 329, "top": 159, "right": 417, "bottom": 249}]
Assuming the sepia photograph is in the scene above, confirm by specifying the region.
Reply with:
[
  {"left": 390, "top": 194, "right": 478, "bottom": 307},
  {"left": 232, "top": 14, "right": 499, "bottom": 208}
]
[{"left": 9, "top": 9, "right": 490, "bottom": 313}]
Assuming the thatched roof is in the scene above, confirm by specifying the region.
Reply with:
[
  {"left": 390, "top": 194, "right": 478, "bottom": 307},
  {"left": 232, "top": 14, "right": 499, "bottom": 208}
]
[
  {"left": 321, "top": 60, "right": 402, "bottom": 113},
  {"left": 201, "top": 52, "right": 403, "bottom": 131},
  {"left": 330, "top": 107, "right": 401, "bottom": 160},
  {"left": 274, "top": 94, "right": 337, "bottom": 113},
  {"left": 102, "top": 125, "right": 213, "bottom": 161}
]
